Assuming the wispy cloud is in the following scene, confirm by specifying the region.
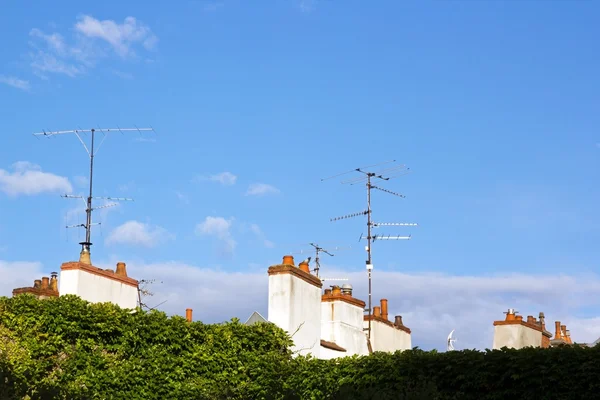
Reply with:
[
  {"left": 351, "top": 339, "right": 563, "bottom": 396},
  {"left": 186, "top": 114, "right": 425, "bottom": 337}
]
[
  {"left": 74, "top": 15, "right": 158, "bottom": 58},
  {"left": 133, "top": 137, "right": 156, "bottom": 143},
  {"left": 0, "top": 161, "right": 72, "bottom": 197},
  {"left": 195, "top": 172, "right": 237, "bottom": 186},
  {"left": 245, "top": 183, "right": 280, "bottom": 196},
  {"left": 195, "top": 216, "right": 236, "bottom": 255},
  {"left": 299, "top": 0, "right": 318, "bottom": 12},
  {"left": 112, "top": 70, "right": 133, "bottom": 79},
  {"left": 0, "top": 75, "right": 30, "bottom": 91},
  {"left": 249, "top": 223, "right": 275, "bottom": 248},
  {"left": 175, "top": 191, "right": 190, "bottom": 204},
  {"left": 28, "top": 15, "right": 157, "bottom": 79},
  {"left": 73, "top": 175, "right": 88, "bottom": 188},
  {"left": 105, "top": 220, "right": 174, "bottom": 248}
]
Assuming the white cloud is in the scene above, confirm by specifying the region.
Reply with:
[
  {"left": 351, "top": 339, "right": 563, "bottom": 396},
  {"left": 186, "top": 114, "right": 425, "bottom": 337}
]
[
  {"left": 175, "top": 191, "right": 190, "bottom": 204},
  {"left": 0, "top": 75, "right": 30, "bottom": 91},
  {"left": 0, "top": 260, "right": 46, "bottom": 297},
  {"left": 195, "top": 172, "right": 237, "bottom": 186},
  {"left": 249, "top": 223, "right": 275, "bottom": 248},
  {"left": 0, "top": 162, "right": 72, "bottom": 197},
  {"left": 89, "top": 260, "right": 600, "bottom": 350},
  {"left": 245, "top": 183, "right": 280, "bottom": 196},
  {"left": 105, "top": 220, "right": 174, "bottom": 248},
  {"left": 28, "top": 15, "right": 156, "bottom": 79},
  {"left": 74, "top": 15, "right": 158, "bottom": 57},
  {"left": 195, "top": 216, "right": 236, "bottom": 255}
]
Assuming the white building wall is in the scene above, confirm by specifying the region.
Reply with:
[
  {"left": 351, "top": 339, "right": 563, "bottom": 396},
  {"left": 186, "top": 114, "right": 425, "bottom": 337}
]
[
  {"left": 321, "top": 301, "right": 369, "bottom": 358},
  {"left": 268, "top": 273, "right": 321, "bottom": 357},
  {"left": 492, "top": 324, "right": 542, "bottom": 350},
  {"left": 365, "top": 319, "right": 412, "bottom": 352},
  {"left": 59, "top": 269, "right": 138, "bottom": 309}
]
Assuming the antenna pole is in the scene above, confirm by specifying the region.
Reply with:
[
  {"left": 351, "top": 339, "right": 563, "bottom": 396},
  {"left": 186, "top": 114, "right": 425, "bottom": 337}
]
[
  {"left": 82, "top": 129, "right": 95, "bottom": 255},
  {"left": 366, "top": 173, "right": 373, "bottom": 342}
]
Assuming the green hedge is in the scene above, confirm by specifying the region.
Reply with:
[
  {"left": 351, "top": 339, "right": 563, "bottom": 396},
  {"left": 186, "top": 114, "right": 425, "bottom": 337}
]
[{"left": 1, "top": 295, "right": 600, "bottom": 399}]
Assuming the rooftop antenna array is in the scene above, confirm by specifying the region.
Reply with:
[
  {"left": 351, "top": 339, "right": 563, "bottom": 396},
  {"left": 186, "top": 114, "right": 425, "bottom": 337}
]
[
  {"left": 291, "top": 243, "right": 351, "bottom": 278},
  {"left": 321, "top": 160, "right": 417, "bottom": 350},
  {"left": 33, "top": 127, "right": 154, "bottom": 263}
]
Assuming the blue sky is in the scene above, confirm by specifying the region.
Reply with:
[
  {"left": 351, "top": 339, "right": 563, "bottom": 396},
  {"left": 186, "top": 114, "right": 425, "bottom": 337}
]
[{"left": 1, "top": 0, "right": 599, "bottom": 350}]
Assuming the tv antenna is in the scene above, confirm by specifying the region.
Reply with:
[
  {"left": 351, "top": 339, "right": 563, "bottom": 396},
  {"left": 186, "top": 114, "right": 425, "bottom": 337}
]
[
  {"left": 291, "top": 243, "right": 350, "bottom": 278},
  {"left": 322, "top": 160, "right": 417, "bottom": 349},
  {"left": 447, "top": 329, "right": 457, "bottom": 351},
  {"left": 33, "top": 127, "right": 154, "bottom": 263}
]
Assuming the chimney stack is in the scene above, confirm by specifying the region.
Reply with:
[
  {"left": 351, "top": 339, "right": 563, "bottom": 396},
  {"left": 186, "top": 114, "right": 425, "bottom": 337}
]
[
  {"left": 41, "top": 277, "right": 50, "bottom": 290},
  {"left": 50, "top": 272, "right": 58, "bottom": 292},
  {"left": 394, "top": 315, "right": 404, "bottom": 327},
  {"left": 380, "top": 299, "right": 389, "bottom": 321},
  {"left": 186, "top": 308, "right": 193, "bottom": 323},
  {"left": 282, "top": 255, "right": 294, "bottom": 265},
  {"left": 373, "top": 306, "right": 381, "bottom": 318},
  {"left": 554, "top": 321, "right": 562, "bottom": 340},
  {"left": 116, "top": 262, "right": 128, "bottom": 277}
]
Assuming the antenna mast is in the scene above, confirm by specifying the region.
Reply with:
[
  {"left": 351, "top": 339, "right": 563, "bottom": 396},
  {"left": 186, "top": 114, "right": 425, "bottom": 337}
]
[
  {"left": 322, "top": 160, "right": 417, "bottom": 350},
  {"left": 33, "top": 127, "right": 153, "bottom": 263}
]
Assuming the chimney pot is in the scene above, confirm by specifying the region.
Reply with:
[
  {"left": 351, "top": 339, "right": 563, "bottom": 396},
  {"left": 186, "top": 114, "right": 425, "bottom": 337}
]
[
  {"left": 505, "top": 309, "right": 516, "bottom": 321},
  {"left": 324, "top": 288, "right": 332, "bottom": 295},
  {"left": 299, "top": 261, "right": 310, "bottom": 273},
  {"left": 331, "top": 285, "right": 341, "bottom": 296},
  {"left": 116, "top": 262, "right": 127, "bottom": 277},
  {"left": 282, "top": 255, "right": 294, "bottom": 265},
  {"left": 373, "top": 306, "right": 381, "bottom": 318},
  {"left": 49, "top": 274, "right": 58, "bottom": 292},
  {"left": 554, "top": 321, "right": 562, "bottom": 340},
  {"left": 394, "top": 315, "right": 404, "bottom": 326},
  {"left": 527, "top": 315, "right": 535, "bottom": 324},
  {"left": 186, "top": 308, "right": 193, "bottom": 322},
  {"left": 41, "top": 277, "right": 50, "bottom": 290},
  {"left": 561, "top": 325, "right": 567, "bottom": 339},
  {"left": 380, "top": 299, "right": 389, "bottom": 321},
  {"left": 79, "top": 247, "right": 91, "bottom": 265},
  {"left": 515, "top": 315, "right": 523, "bottom": 322},
  {"left": 34, "top": 279, "right": 41, "bottom": 289}
]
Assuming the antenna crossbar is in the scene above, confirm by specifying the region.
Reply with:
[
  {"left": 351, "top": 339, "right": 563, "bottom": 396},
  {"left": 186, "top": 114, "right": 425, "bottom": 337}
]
[
  {"left": 330, "top": 210, "right": 369, "bottom": 222},
  {"left": 373, "top": 222, "right": 418, "bottom": 227}
]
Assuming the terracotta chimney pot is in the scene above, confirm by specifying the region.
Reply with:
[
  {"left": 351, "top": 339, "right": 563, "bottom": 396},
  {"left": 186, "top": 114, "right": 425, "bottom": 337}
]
[
  {"left": 299, "top": 261, "right": 310, "bottom": 273},
  {"left": 41, "top": 277, "right": 50, "bottom": 290},
  {"left": 186, "top": 308, "right": 193, "bottom": 322},
  {"left": 505, "top": 309, "right": 516, "bottom": 321},
  {"left": 116, "top": 262, "right": 128, "bottom": 277},
  {"left": 324, "top": 288, "right": 332, "bottom": 295},
  {"left": 394, "top": 315, "right": 404, "bottom": 327},
  {"left": 380, "top": 299, "right": 389, "bottom": 321},
  {"left": 527, "top": 316, "right": 535, "bottom": 324},
  {"left": 554, "top": 321, "right": 562, "bottom": 340},
  {"left": 282, "top": 255, "right": 294, "bottom": 266},
  {"left": 561, "top": 325, "right": 567, "bottom": 339},
  {"left": 515, "top": 315, "right": 523, "bottom": 322},
  {"left": 373, "top": 306, "right": 381, "bottom": 318},
  {"left": 34, "top": 279, "right": 41, "bottom": 289},
  {"left": 331, "top": 285, "right": 341, "bottom": 295}
]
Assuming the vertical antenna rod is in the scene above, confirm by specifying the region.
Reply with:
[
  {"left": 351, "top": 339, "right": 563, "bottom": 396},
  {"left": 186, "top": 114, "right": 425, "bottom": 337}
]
[
  {"left": 323, "top": 160, "right": 416, "bottom": 351},
  {"left": 33, "top": 127, "right": 153, "bottom": 263}
]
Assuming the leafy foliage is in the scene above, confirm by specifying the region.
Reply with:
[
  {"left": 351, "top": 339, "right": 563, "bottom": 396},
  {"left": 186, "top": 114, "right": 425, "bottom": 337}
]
[{"left": 2, "top": 294, "right": 600, "bottom": 399}]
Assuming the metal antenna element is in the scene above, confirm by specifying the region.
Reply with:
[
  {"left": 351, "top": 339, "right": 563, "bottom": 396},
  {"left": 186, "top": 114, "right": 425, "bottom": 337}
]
[
  {"left": 33, "top": 127, "right": 153, "bottom": 261},
  {"left": 322, "top": 160, "right": 417, "bottom": 350},
  {"left": 291, "top": 243, "right": 351, "bottom": 278}
]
